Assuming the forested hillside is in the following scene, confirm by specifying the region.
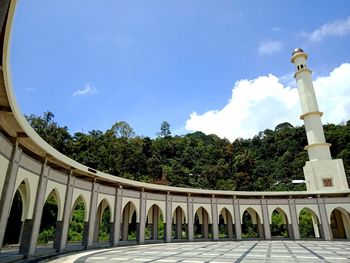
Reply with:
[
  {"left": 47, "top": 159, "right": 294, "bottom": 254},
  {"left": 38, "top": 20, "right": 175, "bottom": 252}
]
[{"left": 26, "top": 112, "right": 350, "bottom": 191}]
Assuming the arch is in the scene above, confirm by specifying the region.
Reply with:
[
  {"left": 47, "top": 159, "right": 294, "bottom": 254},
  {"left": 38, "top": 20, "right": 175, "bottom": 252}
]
[
  {"left": 121, "top": 201, "right": 138, "bottom": 241},
  {"left": 193, "top": 204, "right": 212, "bottom": 224},
  {"left": 146, "top": 200, "right": 165, "bottom": 220},
  {"left": 37, "top": 189, "right": 59, "bottom": 245},
  {"left": 194, "top": 206, "right": 211, "bottom": 239},
  {"left": 97, "top": 198, "right": 113, "bottom": 223},
  {"left": 122, "top": 198, "right": 139, "bottom": 223},
  {"left": 68, "top": 194, "right": 86, "bottom": 243},
  {"left": 297, "top": 207, "right": 320, "bottom": 224},
  {"left": 172, "top": 205, "right": 186, "bottom": 224},
  {"left": 296, "top": 205, "right": 320, "bottom": 224},
  {"left": 217, "top": 205, "right": 234, "bottom": 224},
  {"left": 71, "top": 192, "right": 89, "bottom": 221},
  {"left": 44, "top": 186, "right": 62, "bottom": 221},
  {"left": 71, "top": 194, "right": 88, "bottom": 221},
  {"left": 16, "top": 179, "right": 30, "bottom": 221},
  {"left": 270, "top": 207, "right": 288, "bottom": 225},
  {"left": 194, "top": 206, "right": 210, "bottom": 225},
  {"left": 298, "top": 207, "right": 321, "bottom": 239},
  {"left": 171, "top": 202, "right": 187, "bottom": 223},
  {"left": 270, "top": 208, "right": 289, "bottom": 238},
  {"left": 268, "top": 205, "right": 291, "bottom": 225},
  {"left": 122, "top": 200, "right": 138, "bottom": 224},
  {"left": 94, "top": 198, "right": 112, "bottom": 243},
  {"left": 218, "top": 207, "right": 234, "bottom": 239},
  {"left": 241, "top": 207, "right": 260, "bottom": 225},
  {"left": 146, "top": 204, "right": 164, "bottom": 240},
  {"left": 329, "top": 207, "right": 350, "bottom": 239},
  {"left": 45, "top": 181, "right": 66, "bottom": 220},
  {"left": 241, "top": 207, "right": 263, "bottom": 238},
  {"left": 172, "top": 205, "right": 187, "bottom": 240},
  {"left": 240, "top": 205, "right": 263, "bottom": 224},
  {"left": 218, "top": 207, "right": 234, "bottom": 225},
  {"left": 146, "top": 204, "right": 164, "bottom": 224},
  {"left": 326, "top": 204, "right": 350, "bottom": 223},
  {"left": 97, "top": 193, "right": 115, "bottom": 222},
  {"left": 3, "top": 190, "right": 23, "bottom": 245},
  {"left": 14, "top": 167, "right": 39, "bottom": 220}
]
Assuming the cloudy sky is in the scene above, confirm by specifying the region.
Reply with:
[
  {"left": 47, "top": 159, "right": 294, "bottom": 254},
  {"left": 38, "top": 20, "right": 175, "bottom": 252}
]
[{"left": 11, "top": 1, "right": 350, "bottom": 141}]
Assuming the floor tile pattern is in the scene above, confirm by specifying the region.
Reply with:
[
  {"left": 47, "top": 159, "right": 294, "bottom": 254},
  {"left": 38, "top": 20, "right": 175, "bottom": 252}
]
[{"left": 64, "top": 241, "right": 350, "bottom": 263}]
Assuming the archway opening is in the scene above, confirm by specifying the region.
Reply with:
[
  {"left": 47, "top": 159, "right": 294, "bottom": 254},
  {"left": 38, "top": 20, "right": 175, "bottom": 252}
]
[
  {"left": 121, "top": 202, "right": 137, "bottom": 241},
  {"left": 67, "top": 196, "right": 86, "bottom": 244},
  {"left": 218, "top": 208, "right": 234, "bottom": 239},
  {"left": 330, "top": 208, "right": 350, "bottom": 240},
  {"left": 3, "top": 190, "right": 23, "bottom": 247},
  {"left": 37, "top": 190, "right": 58, "bottom": 246},
  {"left": 145, "top": 204, "right": 164, "bottom": 240},
  {"left": 242, "top": 208, "right": 262, "bottom": 239},
  {"left": 271, "top": 208, "right": 289, "bottom": 239},
  {"left": 299, "top": 208, "right": 321, "bottom": 239},
  {"left": 94, "top": 200, "right": 111, "bottom": 243},
  {"left": 194, "top": 207, "right": 211, "bottom": 239},
  {"left": 172, "top": 206, "right": 187, "bottom": 240}
]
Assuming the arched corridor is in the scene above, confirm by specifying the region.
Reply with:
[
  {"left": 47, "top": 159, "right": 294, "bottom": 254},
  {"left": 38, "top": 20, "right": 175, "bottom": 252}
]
[
  {"left": 3, "top": 190, "right": 23, "bottom": 246},
  {"left": 68, "top": 196, "right": 86, "bottom": 244},
  {"left": 218, "top": 208, "right": 234, "bottom": 239},
  {"left": 145, "top": 205, "right": 164, "bottom": 240},
  {"left": 330, "top": 208, "right": 350, "bottom": 240},
  {"left": 299, "top": 208, "right": 321, "bottom": 239},
  {"left": 271, "top": 208, "right": 289, "bottom": 238},
  {"left": 37, "top": 189, "right": 58, "bottom": 246},
  {"left": 241, "top": 208, "right": 263, "bottom": 239},
  {"left": 121, "top": 202, "right": 137, "bottom": 241},
  {"left": 172, "top": 206, "right": 186, "bottom": 240},
  {"left": 194, "top": 207, "right": 211, "bottom": 239},
  {"left": 94, "top": 200, "right": 111, "bottom": 243},
  {"left": 3, "top": 179, "right": 31, "bottom": 247}
]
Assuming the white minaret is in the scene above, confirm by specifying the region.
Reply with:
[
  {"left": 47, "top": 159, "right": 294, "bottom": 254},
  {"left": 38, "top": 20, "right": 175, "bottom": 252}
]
[{"left": 291, "top": 48, "right": 348, "bottom": 191}]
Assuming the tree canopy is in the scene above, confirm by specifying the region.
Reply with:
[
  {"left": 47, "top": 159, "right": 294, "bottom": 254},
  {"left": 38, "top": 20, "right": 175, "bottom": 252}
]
[{"left": 26, "top": 112, "right": 350, "bottom": 191}]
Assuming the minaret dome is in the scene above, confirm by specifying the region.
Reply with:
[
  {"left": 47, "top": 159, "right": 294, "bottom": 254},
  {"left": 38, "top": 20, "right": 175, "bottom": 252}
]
[{"left": 291, "top": 47, "right": 309, "bottom": 72}]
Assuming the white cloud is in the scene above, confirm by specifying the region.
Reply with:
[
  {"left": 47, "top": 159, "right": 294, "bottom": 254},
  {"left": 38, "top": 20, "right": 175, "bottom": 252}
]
[
  {"left": 24, "top": 87, "right": 35, "bottom": 92},
  {"left": 258, "top": 40, "right": 283, "bottom": 55},
  {"left": 309, "top": 16, "right": 350, "bottom": 42},
  {"left": 185, "top": 63, "right": 350, "bottom": 141},
  {"left": 271, "top": 27, "right": 281, "bottom": 32},
  {"left": 73, "top": 84, "right": 98, "bottom": 96}
]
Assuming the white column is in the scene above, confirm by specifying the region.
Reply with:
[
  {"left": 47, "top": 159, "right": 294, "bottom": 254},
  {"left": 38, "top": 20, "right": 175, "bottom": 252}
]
[{"left": 0, "top": 143, "right": 21, "bottom": 249}]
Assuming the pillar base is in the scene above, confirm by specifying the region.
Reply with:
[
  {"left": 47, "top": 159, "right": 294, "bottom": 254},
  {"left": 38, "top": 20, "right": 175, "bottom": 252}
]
[
  {"left": 304, "top": 159, "right": 348, "bottom": 191},
  {"left": 53, "top": 221, "right": 65, "bottom": 252},
  {"left": 83, "top": 222, "right": 90, "bottom": 249},
  {"left": 19, "top": 219, "right": 34, "bottom": 257}
]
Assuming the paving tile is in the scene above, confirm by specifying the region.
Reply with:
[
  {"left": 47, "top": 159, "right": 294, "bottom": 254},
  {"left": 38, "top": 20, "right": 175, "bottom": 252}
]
[{"left": 11, "top": 240, "right": 348, "bottom": 263}]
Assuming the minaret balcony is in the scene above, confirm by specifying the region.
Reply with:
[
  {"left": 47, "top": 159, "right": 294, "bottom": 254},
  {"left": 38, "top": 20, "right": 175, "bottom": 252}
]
[{"left": 300, "top": 111, "right": 323, "bottom": 120}]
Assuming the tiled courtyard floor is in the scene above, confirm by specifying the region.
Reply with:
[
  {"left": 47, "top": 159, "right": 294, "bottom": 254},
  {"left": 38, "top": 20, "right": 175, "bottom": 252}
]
[{"left": 48, "top": 240, "right": 350, "bottom": 263}]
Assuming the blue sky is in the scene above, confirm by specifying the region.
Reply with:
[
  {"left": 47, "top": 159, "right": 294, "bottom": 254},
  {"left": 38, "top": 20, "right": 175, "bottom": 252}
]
[{"left": 10, "top": 0, "right": 350, "bottom": 140}]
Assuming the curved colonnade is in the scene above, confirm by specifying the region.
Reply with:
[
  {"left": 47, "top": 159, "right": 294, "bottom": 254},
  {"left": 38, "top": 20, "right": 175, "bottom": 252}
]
[{"left": 0, "top": 0, "right": 349, "bottom": 259}]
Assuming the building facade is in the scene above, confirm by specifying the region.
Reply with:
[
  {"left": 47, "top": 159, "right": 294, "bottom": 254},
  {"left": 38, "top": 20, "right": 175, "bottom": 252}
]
[{"left": 0, "top": 0, "right": 349, "bottom": 259}]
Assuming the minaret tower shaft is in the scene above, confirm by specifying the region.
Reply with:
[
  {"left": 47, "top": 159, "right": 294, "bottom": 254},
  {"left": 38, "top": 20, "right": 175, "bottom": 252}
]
[
  {"left": 291, "top": 48, "right": 348, "bottom": 191},
  {"left": 291, "top": 48, "right": 331, "bottom": 161}
]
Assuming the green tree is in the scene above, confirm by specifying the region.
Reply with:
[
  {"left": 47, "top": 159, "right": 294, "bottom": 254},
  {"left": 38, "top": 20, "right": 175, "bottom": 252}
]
[
  {"left": 158, "top": 121, "right": 171, "bottom": 138},
  {"left": 107, "top": 121, "right": 135, "bottom": 139},
  {"left": 26, "top": 111, "right": 72, "bottom": 154}
]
